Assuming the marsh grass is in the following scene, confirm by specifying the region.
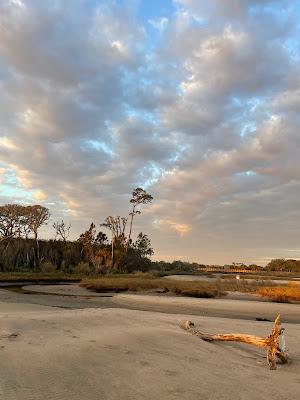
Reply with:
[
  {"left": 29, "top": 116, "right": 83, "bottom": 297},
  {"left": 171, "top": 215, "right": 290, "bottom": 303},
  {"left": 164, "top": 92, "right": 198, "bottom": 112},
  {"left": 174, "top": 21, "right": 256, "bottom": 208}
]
[
  {"left": 214, "top": 278, "right": 279, "bottom": 292},
  {"left": 80, "top": 276, "right": 278, "bottom": 298},
  {"left": 220, "top": 273, "right": 300, "bottom": 280},
  {"left": 257, "top": 285, "right": 300, "bottom": 302},
  {"left": 0, "top": 270, "right": 155, "bottom": 283},
  {"left": 80, "top": 277, "right": 223, "bottom": 297},
  {"left": 0, "top": 272, "right": 82, "bottom": 282}
]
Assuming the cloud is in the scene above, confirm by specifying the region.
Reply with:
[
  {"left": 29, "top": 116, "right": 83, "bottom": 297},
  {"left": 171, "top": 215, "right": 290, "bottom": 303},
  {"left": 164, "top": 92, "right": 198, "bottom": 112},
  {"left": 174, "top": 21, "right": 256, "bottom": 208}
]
[
  {"left": 154, "top": 217, "right": 192, "bottom": 236},
  {"left": 33, "top": 189, "right": 47, "bottom": 202},
  {"left": 0, "top": 0, "right": 145, "bottom": 207},
  {"left": 149, "top": 17, "right": 169, "bottom": 33},
  {"left": 0, "top": 0, "right": 299, "bottom": 264},
  {"left": 0, "top": 137, "right": 19, "bottom": 150}
]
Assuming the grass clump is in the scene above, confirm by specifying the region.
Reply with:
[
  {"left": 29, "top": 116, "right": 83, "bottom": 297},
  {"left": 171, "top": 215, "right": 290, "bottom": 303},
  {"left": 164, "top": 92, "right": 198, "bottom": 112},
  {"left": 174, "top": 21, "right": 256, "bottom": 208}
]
[
  {"left": 80, "top": 277, "right": 223, "bottom": 298},
  {"left": 257, "top": 285, "right": 300, "bottom": 302},
  {"left": 81, "top": 277, "right": 159, "bottom": 292}
]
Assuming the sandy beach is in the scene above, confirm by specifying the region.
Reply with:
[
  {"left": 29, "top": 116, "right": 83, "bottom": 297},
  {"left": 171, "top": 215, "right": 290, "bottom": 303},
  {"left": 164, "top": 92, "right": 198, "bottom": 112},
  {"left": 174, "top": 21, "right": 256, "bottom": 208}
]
[{"left": 0, "top": 289, "right": 299, "bottom": 400}]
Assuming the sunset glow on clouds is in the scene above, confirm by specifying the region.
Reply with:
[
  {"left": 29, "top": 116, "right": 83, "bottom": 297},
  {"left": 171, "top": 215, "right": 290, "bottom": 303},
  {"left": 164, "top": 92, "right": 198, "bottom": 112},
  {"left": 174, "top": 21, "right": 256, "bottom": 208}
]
[{"left": 0, "top": 0, "right": 300, "bottom": 264}]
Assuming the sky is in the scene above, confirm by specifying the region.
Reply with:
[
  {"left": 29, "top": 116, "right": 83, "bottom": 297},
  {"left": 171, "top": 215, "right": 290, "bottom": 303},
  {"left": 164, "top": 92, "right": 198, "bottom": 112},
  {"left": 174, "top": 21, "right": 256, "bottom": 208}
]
[{"left": 1, "top": 0, "right": 300, "bottom": 265}]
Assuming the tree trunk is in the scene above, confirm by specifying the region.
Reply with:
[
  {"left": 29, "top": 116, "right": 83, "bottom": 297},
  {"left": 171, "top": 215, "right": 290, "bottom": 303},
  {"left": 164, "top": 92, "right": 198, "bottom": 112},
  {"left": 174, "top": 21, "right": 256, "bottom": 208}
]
[
  {"left": 126, "top": 206, "right": 135, "bottom": 251},
  {"left": 182, "top": 314, "right": 287, "bottom": 370},
  {"left": 32, "top": 246, "right": 36, "bottom": 269},
  {"left": 34, "top": 232, "right": 40, "bottom": 269}
]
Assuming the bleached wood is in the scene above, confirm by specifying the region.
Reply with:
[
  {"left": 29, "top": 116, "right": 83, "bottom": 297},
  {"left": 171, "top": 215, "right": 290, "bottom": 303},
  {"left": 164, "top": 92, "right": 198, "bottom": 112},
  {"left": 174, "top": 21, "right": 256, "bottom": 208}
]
[{"left": 182, "top": 314, "right": 287, "bottom": 370}]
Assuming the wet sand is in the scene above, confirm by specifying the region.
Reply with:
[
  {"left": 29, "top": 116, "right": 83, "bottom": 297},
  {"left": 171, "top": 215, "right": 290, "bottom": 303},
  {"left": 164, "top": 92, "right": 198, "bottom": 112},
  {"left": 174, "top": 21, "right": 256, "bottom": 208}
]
[{"left": 0, "top": 302, "right": 58, "bottom": 313}]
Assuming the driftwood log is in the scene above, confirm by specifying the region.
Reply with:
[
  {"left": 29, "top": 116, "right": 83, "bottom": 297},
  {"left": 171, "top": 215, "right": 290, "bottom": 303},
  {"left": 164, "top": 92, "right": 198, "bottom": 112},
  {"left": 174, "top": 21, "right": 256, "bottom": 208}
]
[{"left": 182, "top": 314, "right": 287, "bottom": 370}]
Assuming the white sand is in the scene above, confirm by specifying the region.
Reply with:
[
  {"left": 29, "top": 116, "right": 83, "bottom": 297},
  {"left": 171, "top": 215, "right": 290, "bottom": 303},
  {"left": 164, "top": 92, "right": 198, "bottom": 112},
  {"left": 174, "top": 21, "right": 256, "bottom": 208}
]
[
  {"left": 113, "top": 293, "right": 300, "bottom": 322},
  {"left": 0, "top": 304, "right": 299, "bottom": 400}
]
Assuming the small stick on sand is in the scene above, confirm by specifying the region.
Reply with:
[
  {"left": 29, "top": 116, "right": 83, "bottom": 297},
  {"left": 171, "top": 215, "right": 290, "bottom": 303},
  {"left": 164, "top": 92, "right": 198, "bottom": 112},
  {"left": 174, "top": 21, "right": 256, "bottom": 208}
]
[
  {"left": 181, "top": 314, "right": 287, "bottom": 370},
  {"left": 0, "top": 332, "right": 20, "bottom": 339}
]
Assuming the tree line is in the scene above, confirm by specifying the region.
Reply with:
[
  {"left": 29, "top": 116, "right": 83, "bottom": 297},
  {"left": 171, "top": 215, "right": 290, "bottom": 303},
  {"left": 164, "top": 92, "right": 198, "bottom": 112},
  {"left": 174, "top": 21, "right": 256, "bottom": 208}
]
[
  {"left": 2, "top": 188, "right": 299, "bottom": 274},
  {"left": 0, "top": 188, "right": 155, "bottom": 273},
  {"left": 265, "top": 259, "right": 300, "bottom": 272}
]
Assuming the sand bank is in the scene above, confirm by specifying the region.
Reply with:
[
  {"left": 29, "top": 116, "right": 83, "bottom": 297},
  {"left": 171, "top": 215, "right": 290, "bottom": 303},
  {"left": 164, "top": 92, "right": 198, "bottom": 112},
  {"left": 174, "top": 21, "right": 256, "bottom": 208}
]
[
  {"left": 0, "top": 305, "right": 299, "bottom": 400},
  {"left": 8, "top": 284, "right": 300, "bottom": 323}
]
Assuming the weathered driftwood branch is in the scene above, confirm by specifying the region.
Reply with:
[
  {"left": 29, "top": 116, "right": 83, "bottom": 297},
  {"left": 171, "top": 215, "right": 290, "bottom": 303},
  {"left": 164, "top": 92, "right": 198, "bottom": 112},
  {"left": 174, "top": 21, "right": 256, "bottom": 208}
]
[{"left": 181, "top": 314, "right": 287, "bottom": 370}]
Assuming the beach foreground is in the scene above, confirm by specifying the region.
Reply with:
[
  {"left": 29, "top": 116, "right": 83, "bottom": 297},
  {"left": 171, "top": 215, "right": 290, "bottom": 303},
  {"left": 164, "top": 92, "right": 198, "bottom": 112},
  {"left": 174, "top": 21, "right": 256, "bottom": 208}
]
[{"left": 0, "top": 304, "right": 299, "bottom": 400}]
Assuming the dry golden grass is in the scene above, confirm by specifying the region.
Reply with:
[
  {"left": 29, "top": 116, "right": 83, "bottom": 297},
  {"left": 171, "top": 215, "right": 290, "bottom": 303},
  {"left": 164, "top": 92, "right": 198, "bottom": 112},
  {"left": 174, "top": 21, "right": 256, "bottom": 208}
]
[
  {"left": 80, "top": 277, "right": 222, "bottom": 298},
  {"left": 81, "top": 275, "right": 286, "bottom": 298},
  {"left": 257, "top": 285, "right": 300, "bottom": 302}
]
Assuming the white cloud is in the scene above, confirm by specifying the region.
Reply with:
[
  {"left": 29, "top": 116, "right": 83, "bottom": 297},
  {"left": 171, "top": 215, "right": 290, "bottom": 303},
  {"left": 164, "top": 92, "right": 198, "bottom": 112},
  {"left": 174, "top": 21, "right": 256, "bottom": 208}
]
[
  {"left": 149, "top": 17, "right": 169, "bottom": 33},
  {"left": 0, "top": 0, "right": 299, "bottom": 263}
]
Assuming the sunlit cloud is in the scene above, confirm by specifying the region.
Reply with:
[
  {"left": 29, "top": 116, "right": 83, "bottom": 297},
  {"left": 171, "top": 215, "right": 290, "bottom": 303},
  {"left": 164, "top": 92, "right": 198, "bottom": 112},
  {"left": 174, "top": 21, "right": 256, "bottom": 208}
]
[
  {"left": 154, "top": 218, "right": 191, "bottom": 236},
  {"left": 33, "top": 190, "right": 47, "bottom": 202},
  {"left": 0, "top": 137, "right": 19, "bottom": 150},
  {"left": 0, "top": 0, "right": 299, "bottom": 264}
]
